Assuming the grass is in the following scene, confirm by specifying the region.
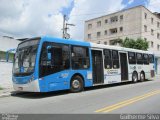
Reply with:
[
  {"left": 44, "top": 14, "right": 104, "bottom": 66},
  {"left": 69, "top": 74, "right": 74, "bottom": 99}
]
[{"left": 0, "top": 86, "right": 3, "bottom": 90}]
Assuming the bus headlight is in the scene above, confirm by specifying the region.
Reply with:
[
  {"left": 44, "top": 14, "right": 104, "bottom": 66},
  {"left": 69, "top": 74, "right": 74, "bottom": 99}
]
[{"left": 12, "top": 77, "right": 16, "bottom": 83}]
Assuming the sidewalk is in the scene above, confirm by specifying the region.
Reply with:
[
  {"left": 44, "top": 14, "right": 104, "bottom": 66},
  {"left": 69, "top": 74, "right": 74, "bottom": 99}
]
[
  {"left": 0, "top": 62, "right": 14, "bottom": 97},
  {"left": 155, "top": 74, "right": 160, "bottom": 79}
]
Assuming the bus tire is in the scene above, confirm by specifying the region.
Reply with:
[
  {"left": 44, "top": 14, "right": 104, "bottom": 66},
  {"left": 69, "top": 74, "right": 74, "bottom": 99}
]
[
  {"left": 70, "top": 75, "right": 84, "bottom": 93},
  {"left": 132, "top": 72, "right": 138, "bottom": 83},
  {"left": 140, "top": 72, "right": 145, "bottom": 82}
]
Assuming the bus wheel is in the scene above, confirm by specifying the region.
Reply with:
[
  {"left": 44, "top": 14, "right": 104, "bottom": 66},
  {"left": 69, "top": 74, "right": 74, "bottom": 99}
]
[
  {"left": 132, "top": 72, "right": 138, "bottom": 83},
  {"left": 70, "top": 75, "right": 84, "bottom": 93},
  {"left": 140, "top": 72, "right": 145, "bottom": 82}
]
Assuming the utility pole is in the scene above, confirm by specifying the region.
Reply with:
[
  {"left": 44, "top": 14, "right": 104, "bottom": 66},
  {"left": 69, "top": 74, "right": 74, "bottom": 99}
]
[
  {"left": 65, "top": 23, "right": 75, "bottom": 39},
  {"left": 62, "top": 14, "right": 75, "bottom": 39},
  {"left": 62, "top": 15, "right": 66, "bottom": 38}
]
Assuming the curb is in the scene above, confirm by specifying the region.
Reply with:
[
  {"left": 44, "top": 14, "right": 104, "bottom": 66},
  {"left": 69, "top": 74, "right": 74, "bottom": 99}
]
[
  {"left": 0, "top": 89, "right": 16, "bottom": 98},
  {"left": 0, "top": 92, "right": 11, "bottom": 98},
  {"left": 0, "top": 91, "right": 31, "bottom": 98}
]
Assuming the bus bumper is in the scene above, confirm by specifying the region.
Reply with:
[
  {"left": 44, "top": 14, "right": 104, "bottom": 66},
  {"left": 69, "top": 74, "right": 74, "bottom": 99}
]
[{"left": 13, "top": 80, "right": 40, "bottom": 92}]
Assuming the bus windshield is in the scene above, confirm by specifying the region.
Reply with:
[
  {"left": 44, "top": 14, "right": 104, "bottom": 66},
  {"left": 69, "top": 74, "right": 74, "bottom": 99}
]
[{"left": 13, "top": 39, "right": 39, "bottom": 77}]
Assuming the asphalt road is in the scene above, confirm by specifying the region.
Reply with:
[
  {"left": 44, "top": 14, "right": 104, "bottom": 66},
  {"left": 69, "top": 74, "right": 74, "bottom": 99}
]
[{"left": 0, "top": 78, "right": 160, "bottom": 114}]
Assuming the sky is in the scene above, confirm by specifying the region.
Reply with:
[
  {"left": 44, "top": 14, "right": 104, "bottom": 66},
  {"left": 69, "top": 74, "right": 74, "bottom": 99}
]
[{"left": 0, "top": 0, "right": 160, "bottom": 40}]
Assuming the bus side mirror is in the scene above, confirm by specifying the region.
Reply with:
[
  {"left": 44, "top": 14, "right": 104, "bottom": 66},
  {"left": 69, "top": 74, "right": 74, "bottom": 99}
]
[{"left": 47, "top": 46, "right": 52, "bottom": 60}]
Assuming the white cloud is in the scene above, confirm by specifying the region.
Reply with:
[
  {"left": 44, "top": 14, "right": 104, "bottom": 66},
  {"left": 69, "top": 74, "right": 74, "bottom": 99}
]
[
  {"left": 0, "top": 0, "right": 73, "bottom": 38},
  {"left": 0, "top": 0, "right": 24, "bottom": 19},
  {"left": 147, "top": 0, "right": 160, "bottom": 12},
  {"left": 68, "top": 0, "right": 126, "bottom": 40},
  {"left": 0, "top": 0, "right": 126, "bottom": 40}
]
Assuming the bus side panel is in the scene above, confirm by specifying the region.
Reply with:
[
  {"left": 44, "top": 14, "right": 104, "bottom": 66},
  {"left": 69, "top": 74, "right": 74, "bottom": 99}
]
[
  {"left": 38, "top": 70, "right": 93, "bottom": 92},
  {"left": 128, "top": 64, "right": 136, "bottom": 81},
  {"left": 143, "top": 64, "right": 150, "bottom": 80},
  {"left": 103, "top": 69, "right": 121, "bottom": 84}
]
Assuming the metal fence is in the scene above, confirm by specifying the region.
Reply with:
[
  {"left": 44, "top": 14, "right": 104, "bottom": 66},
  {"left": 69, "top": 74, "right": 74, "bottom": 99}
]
[{"left": 0, "top": 51, "right": 14, "bottom": 62}]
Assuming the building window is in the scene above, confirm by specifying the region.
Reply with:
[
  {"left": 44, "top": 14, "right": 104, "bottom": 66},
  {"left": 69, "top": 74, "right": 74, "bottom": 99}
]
[
  {"left": 97, "top": 41, "right": 101, "bottom": 44},
  {"left": 144, "top": 13, "right": 147, "bottom": 19},
  {"left": 105, "top": 19, "right": 108, "bottom": 24},
  {"left": 97, "top": 32, "right": 101, "bottom": 38},
  {"left": 120, "top": 27, "right": 123, "bottom": 32},
  {"left": 157, "top": 45, "right": 160, "bottom": 50},
  {"left": 88, "top": 34, "right": 91, "bottom": 39},
  {"left": 157, "top": 33, "right": 160, "bottom": 39},
  {"left": 158, "top": 22, "right": 160, "bottom": 28},
  {"left": 120, "top": 15, "right": 123, "bottom": 20},
  {"left": 104, "top": 30, "right": 107, "bottom": 35},
  {"left": 88, "top": 24, "right": 92, "bottom": 29},
  {"left": 151, "top": 29, "right": 154, "bottom": 35},
  {"left": 144, "top": 25, "right": 147, "bottom": 32},
  {"left": 110, "top": 40, "right": 117, "bottom": 45},
  {"left": 97, "top": 21, "right": 101, "bottom": 27},
  {"left": 151, "top": 41, "right": 154, "bottom": 48},
  {"left": 104, "top": 41, "right": 107, "bottom": 45},
  {"left": 110, "top": 28, "right": 117, "bottom": 34},
  {"left": 151, "top": 18, "right": 154, "bottom": 24},
  {"left": 110, "top": 16, "right": 118, "bottom": 23},
  {"left": 144, "top": 38, "right": 147, "bottom": 41}
]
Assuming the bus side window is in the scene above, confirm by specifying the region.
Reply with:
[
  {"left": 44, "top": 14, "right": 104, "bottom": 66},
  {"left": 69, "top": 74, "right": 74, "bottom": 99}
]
[
  {"left": 112, "top": 50, "right": 119, "bottom": 69},
  {"left": 104, "top": 49, "right": 112, "bottom": 69},
  {"left": 71, "top": 46, "right": 90, "bottom": 69},
  {"left": 149, "top": 54, "right": 154, "bottom": 63},
  {"left": 128, "top": 52, "right": 136, "bottom": 64},
  {"left": 39, "top": 42, "right": 70, "bottom": 77},
  {"left": 136, "top": 53, "right": 143, "bottom": 64},
  {"left": 51, "top": 47, "right": 63, "bottom": 66},
  {"left": 62, "top": 45, "right": 70, "bottom": 69},
  {"left": 143, "top": 54, "right": 149, "bottom": 65}
]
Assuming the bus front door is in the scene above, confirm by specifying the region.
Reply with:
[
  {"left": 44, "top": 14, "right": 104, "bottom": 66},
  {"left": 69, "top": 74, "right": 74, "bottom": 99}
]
[
  {"left": 120, "top": 53, "right": 128, "bottom": 81},
  {"left": 91, "top": 50, "right": 104, "bottom": 84}
]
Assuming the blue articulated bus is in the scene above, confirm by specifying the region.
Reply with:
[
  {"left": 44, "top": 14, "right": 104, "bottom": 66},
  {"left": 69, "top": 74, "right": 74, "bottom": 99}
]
[{"left": 12, "top": 36, "right": 155, "bottom": 92}]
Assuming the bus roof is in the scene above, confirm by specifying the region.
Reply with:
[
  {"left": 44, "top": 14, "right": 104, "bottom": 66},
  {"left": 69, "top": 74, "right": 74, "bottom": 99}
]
[
  {"left": 90, "top": 43, "right": 153, "bottom": 54},
  {"left": 23, "top": 36, "right": 153, "bottom": 54},
  {"left": 41, "top": 36, "right": 90, "bottom": 47}
]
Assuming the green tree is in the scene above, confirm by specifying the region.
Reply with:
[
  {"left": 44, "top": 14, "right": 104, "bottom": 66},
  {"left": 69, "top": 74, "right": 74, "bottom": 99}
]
[{"left": 119, "top": 37, "right": 149, "bottom": 51}]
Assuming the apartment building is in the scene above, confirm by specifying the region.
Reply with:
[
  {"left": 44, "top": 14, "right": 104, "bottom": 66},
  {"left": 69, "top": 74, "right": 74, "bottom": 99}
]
[{"left": 84, "top": 5, "right": 160, "bottom": 52}]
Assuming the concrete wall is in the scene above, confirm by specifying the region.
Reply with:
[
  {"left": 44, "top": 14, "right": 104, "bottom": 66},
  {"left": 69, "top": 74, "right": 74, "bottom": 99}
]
[
  {"left": 157, "top": 58, "right": 160, "bottom": 75},
  {"left": 141, "top": 7, "right": 160, "bottom": 52},
  {"left": 0, "top": 36, "right": 20, "bottom": 52}
]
